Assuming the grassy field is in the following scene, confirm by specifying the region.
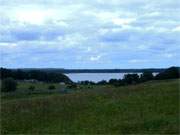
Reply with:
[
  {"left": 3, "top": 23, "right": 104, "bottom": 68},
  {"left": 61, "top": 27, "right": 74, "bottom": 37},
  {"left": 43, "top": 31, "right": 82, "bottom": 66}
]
[{"left": 1, "top": 79, "right": 179, "bottom": 134}]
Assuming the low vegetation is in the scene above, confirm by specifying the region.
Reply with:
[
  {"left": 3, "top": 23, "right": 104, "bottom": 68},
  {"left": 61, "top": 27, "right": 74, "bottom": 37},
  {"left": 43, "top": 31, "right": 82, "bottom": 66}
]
[
  {"left": 1, "top": 77, "right": 17, "bottom": 92},
  {"left": 0, "top": 66, "right": 179, "bottom": 134},
  {"left": 48, "top": 85, "right": 56, "bottom": 90},
  {"left": 1, "top": 79, "right": 179, "bottom": 134},
  {"left": 28, "top": 85, "right": 35, "bottom": 91},
  {"left": 67, "top": 83, "right": 77, "bottom": 89}
]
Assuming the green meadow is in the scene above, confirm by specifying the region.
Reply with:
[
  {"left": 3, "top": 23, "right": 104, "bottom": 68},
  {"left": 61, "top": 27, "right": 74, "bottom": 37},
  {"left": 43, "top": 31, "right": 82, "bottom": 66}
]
[{"left": 1, "top": 79, "right": 179, "bottom": 134}]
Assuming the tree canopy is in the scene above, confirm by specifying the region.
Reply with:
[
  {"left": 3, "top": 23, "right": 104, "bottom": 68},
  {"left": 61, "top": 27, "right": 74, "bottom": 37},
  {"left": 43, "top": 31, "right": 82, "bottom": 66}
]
[{"left": 0, "top": 68, "right": 72, "bottom": 83}]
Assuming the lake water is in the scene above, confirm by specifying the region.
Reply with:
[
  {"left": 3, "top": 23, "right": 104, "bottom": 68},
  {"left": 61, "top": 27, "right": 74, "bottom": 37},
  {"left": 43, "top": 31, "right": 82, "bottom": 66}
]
[{"left": 65, "top": 73, "right": 158, "bottom": 83}]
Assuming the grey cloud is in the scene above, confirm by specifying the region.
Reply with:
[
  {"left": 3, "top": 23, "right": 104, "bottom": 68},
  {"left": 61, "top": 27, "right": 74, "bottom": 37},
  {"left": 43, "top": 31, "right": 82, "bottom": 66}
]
[
  {"left": 0, "top": 23, "right": 67, "bottom": 42},
  {"left": 0, "top": 0, "right": 180, "bottom": 68}
]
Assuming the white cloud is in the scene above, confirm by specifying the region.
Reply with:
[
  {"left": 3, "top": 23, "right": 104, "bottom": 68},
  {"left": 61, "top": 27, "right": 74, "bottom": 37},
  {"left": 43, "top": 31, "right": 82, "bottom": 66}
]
[
  {"left": 13, "top": 9, "right": 50, "bottom": 25},
  {"left": 172, "top": 26, "right": 180, "bottom": 32},
  {"left": 90, "top": 55, "right": 101, "bottom": 61},
  {"left": 0, "top": 0, "right": 180, "bottom": 68},
  {"left": 112, "top": 18, "right": 136, "bottom": 26},
  {"left": 163, "top": 53, "right": 175, "bottom": 58}
]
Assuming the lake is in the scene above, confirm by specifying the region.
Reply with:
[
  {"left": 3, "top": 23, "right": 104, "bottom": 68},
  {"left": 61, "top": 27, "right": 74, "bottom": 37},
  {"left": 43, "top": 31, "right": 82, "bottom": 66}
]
[{"left": 65, "top": 73, "right": 159, "bottom": 83}]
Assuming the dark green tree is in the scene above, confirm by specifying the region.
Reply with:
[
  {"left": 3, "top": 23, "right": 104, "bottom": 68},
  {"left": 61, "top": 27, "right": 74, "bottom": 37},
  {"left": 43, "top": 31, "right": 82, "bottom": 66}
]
[
  {"left": 123, "top": 74, "right": 139, "bottom": 84},
  {"left": 155, "top": 67, "right": 180, "bottom": 80},
  {"left": 67, "top": 83, "right": 77, "bottom": 89},
  {"left": 48, "top": 85, "right": 56, "bottom": 90},
  {"left": 29, "top": 85, "right": 35, "bottom": 91},
  {"left": 109, "top": 79, "right": 118, "bottom": 85},
  {"left": 97, "top": 80, "right": 107, "bottom": 85},
  {"left": 140, "top": 71, "right": 154, "bottom": 82},
  {"left": 1, "top": 78, "right": 17, "bottom": 92},
  {"left": 0, "top": 68, "right": 72, "bottom": 83}
]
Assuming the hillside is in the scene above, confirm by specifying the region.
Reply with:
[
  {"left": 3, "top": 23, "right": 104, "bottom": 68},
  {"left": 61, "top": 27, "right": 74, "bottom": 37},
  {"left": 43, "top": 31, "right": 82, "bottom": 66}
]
[{"left": 1, "top": 79, "right": 179, "bottom": 134}]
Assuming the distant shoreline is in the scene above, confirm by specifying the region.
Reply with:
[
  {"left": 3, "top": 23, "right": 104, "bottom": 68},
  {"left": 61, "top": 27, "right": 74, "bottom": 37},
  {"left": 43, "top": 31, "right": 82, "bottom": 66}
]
[{"left": 8, "top": 68, "right": 165, "bottom": 73}]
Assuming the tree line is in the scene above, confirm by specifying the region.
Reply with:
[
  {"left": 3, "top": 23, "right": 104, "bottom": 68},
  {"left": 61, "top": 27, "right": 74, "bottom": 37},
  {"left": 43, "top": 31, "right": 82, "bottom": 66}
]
[
  {"left": 0, "top": 68, "right": 72, "bottom": 83},
  {"left": 77, "top": 67, "right": 180, "bottom": 86},
  {"left": 0, "top": 66, "right": 179, "bottom": 92}
]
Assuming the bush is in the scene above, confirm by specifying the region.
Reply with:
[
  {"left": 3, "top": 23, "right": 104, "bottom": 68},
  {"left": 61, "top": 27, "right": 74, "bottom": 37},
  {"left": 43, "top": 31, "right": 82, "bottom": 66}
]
[
  {"left": 67, "top": 83, "right": 77, "bottom": 89},
  {"left": 109, "top": 79, "right": 118, "bottom": 85},
  {"left": 114, "top": 79, "right": 125, "bottom": 87},
  {"left": 48, "top": 85, "right": 56, "bottom": 90},
  {"left": 123, "top": 74, "right": 139, "bottom": 84},
  {"left": 97, "top": 80, "right": 107, "bottom": 85},
  {"left": 140, "top": 71, "right": 154, "bottom": 82},
  {"left": 28, "top": 85, "right": 35, "bottom": 91},
  {"left": 1, "top": 78, "right": 17, "bottom": 92},
  {"left": 78, "top": 80, "right": 95, "bottom": 85}
]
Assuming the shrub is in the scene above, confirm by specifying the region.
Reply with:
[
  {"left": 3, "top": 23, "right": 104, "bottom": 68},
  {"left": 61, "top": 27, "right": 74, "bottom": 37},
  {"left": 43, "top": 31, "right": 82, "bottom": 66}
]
[
  {"left": 67, "top": 83, "right": 77, "bottom": 89},
  {"left": 123, "top": 74, "right": 139, "bottom": 84},
  {"left": 140, "top": 71, "right": 154, "bottom": 82},
  {"left": 114, "top": 79, "right": 125, "bottom": 87},
  {"left": 78, "top": 80, "right": 95, "bottom": 85},
  {"left": 48, "top": 85, "right": 56, "bottom": 90},
  {"left": 1, "top": 78, "right": 17, "bottom": 92},
  {"left": 97, "top": 80, "right": 107, "bottom": 85},
  {"left": 28, "top": 85, "right": 35, "bottom": 91},
  {"left": 87, "top": 86, "right": 92, "bottom": 89},
  {"left": 109, "top": 79, "right": 118, "bottom": 85}
]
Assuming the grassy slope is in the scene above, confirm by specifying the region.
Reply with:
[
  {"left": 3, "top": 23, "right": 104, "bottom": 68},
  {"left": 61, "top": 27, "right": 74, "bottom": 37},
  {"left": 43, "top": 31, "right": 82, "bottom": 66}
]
[{"left": 1, "top": 79, "right": 180, "bottom": 134}]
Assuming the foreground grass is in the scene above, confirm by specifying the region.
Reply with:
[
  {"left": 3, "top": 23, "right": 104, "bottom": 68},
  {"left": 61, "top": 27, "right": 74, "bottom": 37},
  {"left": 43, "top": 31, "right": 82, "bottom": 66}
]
[{"left": 1, "top": 79, "right": 179, "bottom": 134}]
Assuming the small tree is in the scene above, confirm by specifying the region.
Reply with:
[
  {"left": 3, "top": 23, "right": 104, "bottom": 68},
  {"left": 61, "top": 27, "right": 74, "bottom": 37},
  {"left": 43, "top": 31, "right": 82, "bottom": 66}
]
[
  {"left": 48, "top": 85, "right": 56, "bottom": 90},
  {"left": 97, "top": 80, "right": 107, "bottom": 85},
  {"left": 109, "top": 79, "right": 118, "bottom": 85},
  {"left": 1, "top": 78, "right": 17, "bottom": 92},
  {"left": 67, "top": 83, "right": 77, "bottom": 89},
  {"left": 29, "top": 85, "right": 35, "bottom": 91},
  {"left": 123, "top": 74, "right": 139, "bottom": 85},
  {"left": 140, "top": 71, "right": 153, "bottom": 82}
]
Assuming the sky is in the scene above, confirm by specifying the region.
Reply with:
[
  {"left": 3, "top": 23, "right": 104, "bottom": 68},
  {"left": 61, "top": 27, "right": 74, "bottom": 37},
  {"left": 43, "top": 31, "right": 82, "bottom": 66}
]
[{"left": 0, "top": 0, "right": 180, "bottom": 69}]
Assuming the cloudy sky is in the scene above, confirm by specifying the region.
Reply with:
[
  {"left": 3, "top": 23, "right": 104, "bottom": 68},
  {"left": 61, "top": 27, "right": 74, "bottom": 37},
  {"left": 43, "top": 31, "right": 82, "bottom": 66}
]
[{"left": 0, "top": 0, "right": 180, "bottom": 69}]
